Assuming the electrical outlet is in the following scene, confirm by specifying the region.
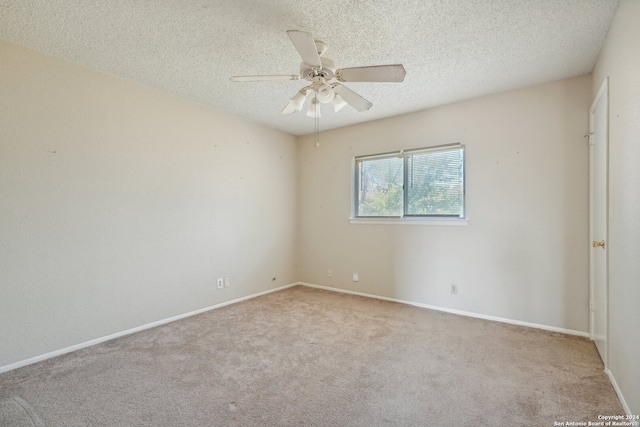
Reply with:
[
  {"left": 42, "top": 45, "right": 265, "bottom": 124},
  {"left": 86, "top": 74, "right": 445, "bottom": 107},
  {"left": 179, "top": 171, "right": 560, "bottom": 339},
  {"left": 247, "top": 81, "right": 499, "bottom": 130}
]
[
  {"left": 451, "top": 284, "right": 458, "bottom": 294},
  {"left": 328, "top": 269, "right": 332, "bottom": 278},
  {"left": 353, "top": 273, "right": 359, "bottom": 282},
  {"left": 217, "top": 278, "right": 224, "bottom": 290},
  {"left": 224, "top": 277, "right": 230, "bottom": 288}
]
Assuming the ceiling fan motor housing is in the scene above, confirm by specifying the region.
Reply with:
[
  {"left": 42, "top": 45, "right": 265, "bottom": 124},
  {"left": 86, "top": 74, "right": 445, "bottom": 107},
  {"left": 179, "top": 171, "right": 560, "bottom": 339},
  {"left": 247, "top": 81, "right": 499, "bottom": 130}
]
[{"left": 300, "top": 57, "right": 337, "bottom": 80}]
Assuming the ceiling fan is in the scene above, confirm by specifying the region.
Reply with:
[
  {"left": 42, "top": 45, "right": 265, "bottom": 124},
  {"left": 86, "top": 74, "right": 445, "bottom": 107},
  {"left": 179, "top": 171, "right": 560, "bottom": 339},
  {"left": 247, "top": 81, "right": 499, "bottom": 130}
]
[{"left": 230, "top": 30, "right": 406, "bottom": 117}]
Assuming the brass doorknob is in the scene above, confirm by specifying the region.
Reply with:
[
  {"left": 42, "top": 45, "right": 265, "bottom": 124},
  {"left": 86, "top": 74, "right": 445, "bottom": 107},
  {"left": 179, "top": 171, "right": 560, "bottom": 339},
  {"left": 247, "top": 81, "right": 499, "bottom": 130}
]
[{"left": 592, "top": 240, "right": 605, "bottom": 249}]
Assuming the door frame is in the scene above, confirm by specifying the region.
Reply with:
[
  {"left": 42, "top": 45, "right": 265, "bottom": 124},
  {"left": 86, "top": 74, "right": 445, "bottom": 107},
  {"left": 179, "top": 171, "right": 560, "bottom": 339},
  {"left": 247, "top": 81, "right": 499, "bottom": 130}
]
[{"left": 588, "top": 77, "right": 609, "bottom": 368}]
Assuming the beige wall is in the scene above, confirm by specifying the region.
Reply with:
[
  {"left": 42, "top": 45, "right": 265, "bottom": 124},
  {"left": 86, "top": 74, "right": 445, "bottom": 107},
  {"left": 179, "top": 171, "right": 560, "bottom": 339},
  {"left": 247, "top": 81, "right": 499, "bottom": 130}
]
[
  {"left": 0, "top": 40, "right": 298, "bottom": 367},
  {"left": 592, "top": 0, "right": 640, "bottom": 414},
  {"left": 298, "top": 75, "right": 591, "bottom": 333}
]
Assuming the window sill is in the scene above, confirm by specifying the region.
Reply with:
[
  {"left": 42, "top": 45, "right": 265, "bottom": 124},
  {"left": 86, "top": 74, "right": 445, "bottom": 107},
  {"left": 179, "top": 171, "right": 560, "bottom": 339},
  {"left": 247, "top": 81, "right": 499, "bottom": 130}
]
[{"left": 349, "top": 217, "right": 469, "bottom": 226}]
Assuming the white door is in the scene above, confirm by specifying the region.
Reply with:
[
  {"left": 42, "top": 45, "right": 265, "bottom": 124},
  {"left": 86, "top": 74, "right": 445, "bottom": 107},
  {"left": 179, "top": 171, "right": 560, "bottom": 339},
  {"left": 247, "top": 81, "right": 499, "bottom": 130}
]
[{"left": 589, "top": 78, "right": 608, "bottom": 366}]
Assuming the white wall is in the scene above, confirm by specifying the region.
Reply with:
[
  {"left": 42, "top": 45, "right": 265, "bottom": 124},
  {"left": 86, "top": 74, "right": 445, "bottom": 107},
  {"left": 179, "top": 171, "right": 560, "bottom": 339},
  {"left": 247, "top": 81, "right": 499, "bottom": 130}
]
[
  {"left": 298, "top": 75, "right": 591, "bottom": 333},
  {"left": 0, "top": 40, "right": 298, "bottom": 368},
  {"left": 592, "top": 0, "right": 640, "bottom": 414}
]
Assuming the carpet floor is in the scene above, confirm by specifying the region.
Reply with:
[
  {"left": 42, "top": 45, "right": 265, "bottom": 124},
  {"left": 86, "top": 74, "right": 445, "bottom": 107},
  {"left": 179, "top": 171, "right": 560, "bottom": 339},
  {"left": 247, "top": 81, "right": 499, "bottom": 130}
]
[{"left": 0, "top": 285, "right": 623, "bottom": 426}]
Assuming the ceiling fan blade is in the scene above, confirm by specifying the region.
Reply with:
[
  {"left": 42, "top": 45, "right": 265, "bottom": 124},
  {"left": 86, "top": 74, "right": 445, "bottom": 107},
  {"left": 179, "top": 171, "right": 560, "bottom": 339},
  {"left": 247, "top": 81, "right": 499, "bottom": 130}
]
[
  {"left": 335, "top": 64, "right": 406, "bottom": 82},
  {"left": 281, "top": 102, "right": 296, "bottom": 114},
  {"left": 286, "top": 30, "right": 322, "bottom": 68},
  {"left": 230, "top": 75, "right": 299, "bottom": 82},
  {"left": 333, "top": 84, "right": 372, "bottom": 112}
]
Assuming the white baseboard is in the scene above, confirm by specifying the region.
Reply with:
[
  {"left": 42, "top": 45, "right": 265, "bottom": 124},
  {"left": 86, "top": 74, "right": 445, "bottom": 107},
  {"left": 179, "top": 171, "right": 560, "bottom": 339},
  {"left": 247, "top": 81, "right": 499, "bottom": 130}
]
[
  {"left": 298, "top": 282, "right": 590, "bottom": 338},
  {"left": 0, "top": 283, "right": 298, "bottom": 375},
  {"left": 606, "top": 369, "right": 632, "bottom": 415}
]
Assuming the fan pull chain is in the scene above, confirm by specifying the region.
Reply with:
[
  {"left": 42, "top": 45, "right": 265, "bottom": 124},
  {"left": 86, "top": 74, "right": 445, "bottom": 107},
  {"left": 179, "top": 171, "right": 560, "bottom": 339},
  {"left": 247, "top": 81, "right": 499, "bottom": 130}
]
[{"left": 315, "top": 93, "right": 320, "bottom": 147}]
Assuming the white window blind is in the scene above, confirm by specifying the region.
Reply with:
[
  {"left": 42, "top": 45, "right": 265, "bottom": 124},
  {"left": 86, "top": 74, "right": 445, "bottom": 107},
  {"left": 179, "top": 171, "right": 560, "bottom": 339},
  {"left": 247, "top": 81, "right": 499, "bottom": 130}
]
[
  {"left": 354, "top": 144, "right": 465, "bottom": 219},
  {"left": 406, "top": 147, "right": 464, "bottom": 217}
]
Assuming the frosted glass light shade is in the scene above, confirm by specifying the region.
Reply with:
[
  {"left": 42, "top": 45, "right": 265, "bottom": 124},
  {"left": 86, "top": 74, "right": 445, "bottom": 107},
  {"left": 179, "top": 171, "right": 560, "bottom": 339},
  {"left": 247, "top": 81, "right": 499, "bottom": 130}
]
[
  {"left": 316, "top": 83, "right": 335, "bottom": 104},
  {"left": 281, "top": 101, "right": 296, "bottom": 114},
  {"left": 332, "top": 94, "right": 347, "bottom": 112},
  {"left": 291, "top": 90, "right": 308, "bottom": 110},
  {"left": 306, "top": 100, "right": 320, "bottom": 118}
]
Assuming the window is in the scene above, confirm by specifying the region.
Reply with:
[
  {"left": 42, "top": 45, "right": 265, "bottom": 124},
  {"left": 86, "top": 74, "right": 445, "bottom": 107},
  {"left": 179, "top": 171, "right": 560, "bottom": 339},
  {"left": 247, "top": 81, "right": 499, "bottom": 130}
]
[{"left": 353, "top": 144, "right": 465, "bottom": 219}]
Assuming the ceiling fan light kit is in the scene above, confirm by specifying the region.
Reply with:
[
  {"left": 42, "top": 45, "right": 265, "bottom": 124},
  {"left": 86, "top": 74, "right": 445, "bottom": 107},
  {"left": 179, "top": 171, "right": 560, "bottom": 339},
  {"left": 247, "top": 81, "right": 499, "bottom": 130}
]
[
  {"left": 306, "top": 98, "right": 321, "bottom": 118},
  {"left": 316, "top": 81, "right": 335, "bottom": 104},
  {"left": 231, "top": 30, "right": 406, "bottom": 118},
  {"left": 291, "top": 89, "right": 309, "bottom": 109},
  {"left": 332, "top": 94, "right": 347, "bottom": 113},
  {"left": 281, "top": 102, "right": 297, "bottom": 115}
]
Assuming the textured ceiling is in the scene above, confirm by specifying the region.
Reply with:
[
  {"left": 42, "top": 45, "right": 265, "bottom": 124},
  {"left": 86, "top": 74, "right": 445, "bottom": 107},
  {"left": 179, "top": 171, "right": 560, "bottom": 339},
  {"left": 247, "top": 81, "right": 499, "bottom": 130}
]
[{"left": 0, "top": 0, "right": 620, "bottom": 136}]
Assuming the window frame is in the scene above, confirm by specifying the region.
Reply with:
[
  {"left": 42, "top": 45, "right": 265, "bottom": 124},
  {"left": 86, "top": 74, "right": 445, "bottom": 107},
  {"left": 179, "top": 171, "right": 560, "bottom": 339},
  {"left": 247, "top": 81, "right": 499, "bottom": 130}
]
[{"left": 352, "top": 143, "right": 466, "bottom": 222}]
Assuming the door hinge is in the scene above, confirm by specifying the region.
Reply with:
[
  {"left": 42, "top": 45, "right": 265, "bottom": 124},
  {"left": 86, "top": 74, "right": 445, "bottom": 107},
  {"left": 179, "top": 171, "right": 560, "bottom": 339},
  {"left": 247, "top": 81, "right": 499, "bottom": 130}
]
[{"left": 590, "top": 299, "right": 595, "bottom": 311}]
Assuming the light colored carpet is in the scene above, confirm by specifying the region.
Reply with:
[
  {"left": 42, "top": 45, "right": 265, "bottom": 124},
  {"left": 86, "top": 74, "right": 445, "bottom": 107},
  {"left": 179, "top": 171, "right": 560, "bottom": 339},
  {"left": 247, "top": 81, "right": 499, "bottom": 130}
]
[
  {"left": 0, "top": 396, "right": 45, "bottom": 427},
  {"left": 0, "top": 285, "right": 623, "bottom": 426}
]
